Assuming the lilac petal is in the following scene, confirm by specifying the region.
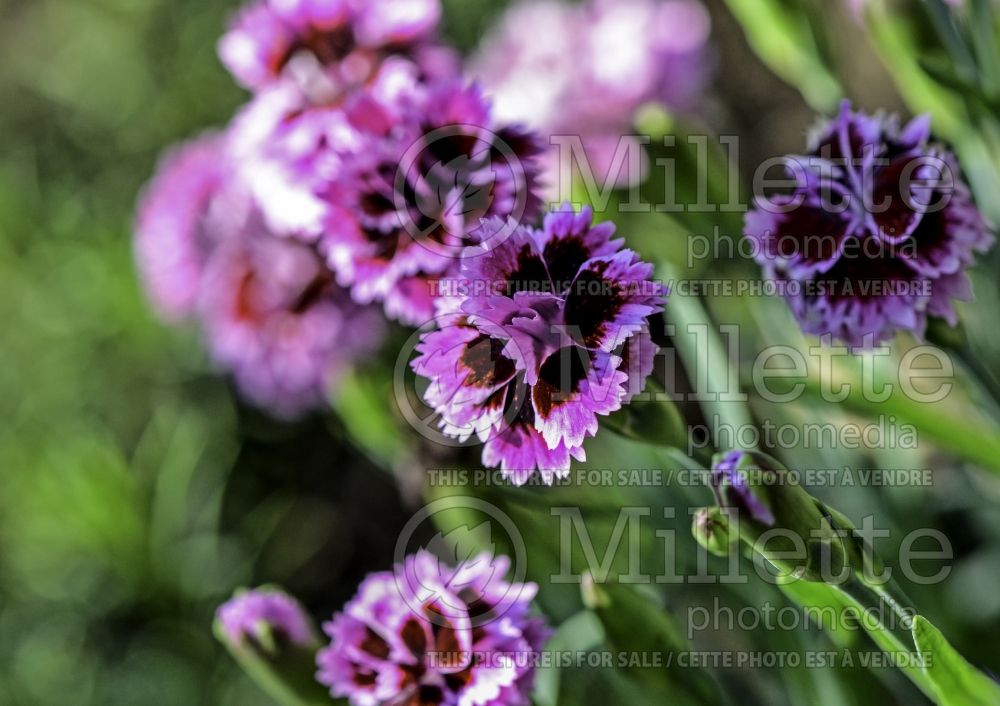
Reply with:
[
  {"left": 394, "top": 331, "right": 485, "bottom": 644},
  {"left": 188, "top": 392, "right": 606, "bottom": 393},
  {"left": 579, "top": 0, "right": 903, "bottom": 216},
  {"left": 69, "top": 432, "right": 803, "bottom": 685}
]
[
  {"left": 216, "top": 587, "right": 315, "bottom": 648},
  {"left": 412, "top": 324, "right": 517, "bottom": 441},
  {"left": 616, "top": 330, "right": 659, "bottom": 403},
  {"left": 482, "top": 422, "right": 583, "bottom": 485},
  {"left": 465, "top": 294, "right": 564, "bottom": 385},
  {"left": 461, "top": 220, "right": 553, "bottom": 300},
  {"left": 218, "top": 3, "right": 295, "bottom": 91},
  {"left": 897, "top": 113, "right": 932, "bottom": 149},
  {"left": 562, "top": 250, "right": 665, "bottom": 351},
  {"left": 538, "top": 203, "right": 623, "bottom": 291},
  {"left": 134, "top": 134, "right": 226, "bottom": 321},
  {"left": 531, "top": 347, "right": 628, "bottom": 450},
  {"left": 352, "top": 0, "right": 441, "bottom": 47}
]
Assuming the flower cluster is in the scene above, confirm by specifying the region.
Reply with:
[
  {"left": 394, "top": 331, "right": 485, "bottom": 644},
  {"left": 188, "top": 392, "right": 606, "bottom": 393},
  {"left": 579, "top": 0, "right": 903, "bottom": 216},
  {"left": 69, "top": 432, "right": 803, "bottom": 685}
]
[
  {"left": 229, "top": 65, "right": 544, "bottom": 324},
  {"left": 472, "top": 0, "right": 711, "bottom": 194},
  {"left": 136, "top": 132, "right": 385, "bottom": 418},
  {"left": 744, "top": 102, "right": 993, "bottom": 347},
  {"left": 317, "top": 551, "right": 549, "bottom": 706},
  {"left": 135, "top": 0, "right": 543, "bottom": 416},
  {"left": 412, "top": 205, "right": 665, "bottom": 484}
]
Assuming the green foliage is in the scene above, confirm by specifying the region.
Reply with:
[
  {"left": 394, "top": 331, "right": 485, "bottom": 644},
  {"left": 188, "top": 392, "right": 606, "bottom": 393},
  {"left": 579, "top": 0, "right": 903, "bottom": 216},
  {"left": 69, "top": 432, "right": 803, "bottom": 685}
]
[
  {"left": 213, "top": 614, "right": 332, "bottom": 706},
  {"left": 5, "top": 0, "right": 1000, "bottom": 705},
  {"left": 912, "top": 616, "right": 1000, "bottom": 706}
]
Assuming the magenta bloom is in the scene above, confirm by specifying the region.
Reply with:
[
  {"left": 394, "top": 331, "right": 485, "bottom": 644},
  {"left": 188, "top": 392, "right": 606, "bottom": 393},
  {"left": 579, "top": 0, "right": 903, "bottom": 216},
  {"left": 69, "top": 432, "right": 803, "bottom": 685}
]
[
  {"left": 226, "top": 81, "right": 363, "bottom": 239},
  {"left": 317, "top": 551, "right": 549, "bottom": 706},
  {"left": 411, "top": 205, "right": 665, "bottom": 484},
  {"left": 321, "top": 80, "right": 544, "bottom": 324},
  {"left": 134, "top": 134, "right": 228, "bottom": 321},
  {"left": 199, "top": 206, "right": 385, "bottom": 419},
  {"left": 216, "top": 587, "right": 316, "bottom": 650},
  {"left": 472, "top": 0, "right": 711, "bottom": 194},
  {"left": 230, "top": 74, "right": 544, "bottom": 325},
  {"left": 219, "top": 0, "right": 452, "bottom": 95},
  {"left": 135, "top": 133, "right": 385, "bottom": 419},
  {"left": 745, "top": 102, "right": 993, "bottom": 347}
]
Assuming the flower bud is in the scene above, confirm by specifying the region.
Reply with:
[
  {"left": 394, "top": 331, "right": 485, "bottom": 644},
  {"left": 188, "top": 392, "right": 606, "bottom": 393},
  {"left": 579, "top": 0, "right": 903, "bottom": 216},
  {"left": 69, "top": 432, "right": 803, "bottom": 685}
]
[
  {"left": 215, "top": 587, "right": 330, "bottom": 705},
  {"left": 710, "top": 450, "right": 853, "bottom": 582},
  {"left": 215, "top": 587, "right": 316, "bottom": 655},
  {"left": 692, "top": 507, "right": 736, "bottom": 557}
]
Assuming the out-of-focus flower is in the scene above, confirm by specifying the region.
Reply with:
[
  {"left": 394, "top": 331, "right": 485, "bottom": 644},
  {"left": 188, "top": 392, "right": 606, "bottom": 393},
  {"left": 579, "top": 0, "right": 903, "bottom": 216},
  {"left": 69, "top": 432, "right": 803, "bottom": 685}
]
[
  {"left": 135, "top": 133, "right": 385, "bottom": 419},
  {"left": 745, "top": 101, "right": 993, "bottom": 347},
  {"left": 322, "top": 81, "right": 544, "bottom": 324},
  {"left": 134, "top": 134, "right": 229, "bottom": 321},
  {"left": 216, "top": 587, "right": 317, "bottom": 652},
  {"left": 137, "top": 0, "right": 541, "bottom": 414},
  {"left": 226, "top": 80, "right": 364, "bottom": 239},
  {"left": 199, "top": 205, "right": 385, "bottom": 419},
  {"left": 218, "top": 0, "right": 453, "bottom": 95},
  {"left": 316, "top": 550, "right": 549, "bottom": 706},
  {"left": 471, "top": 0, "right": 711, "bottom": 196},
  {"left": 231, "top": 76, "right": 544, "bottom": 325},
  {"left": 412, "top": 205, "right": 665, "bottom": 484}
]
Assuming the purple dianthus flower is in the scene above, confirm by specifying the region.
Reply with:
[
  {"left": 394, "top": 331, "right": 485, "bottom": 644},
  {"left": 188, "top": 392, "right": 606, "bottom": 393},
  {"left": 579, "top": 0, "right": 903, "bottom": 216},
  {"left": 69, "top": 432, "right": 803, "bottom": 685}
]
[
  {"left": 411, "top": 205, "right": 665, "bottom": 484},
  {"left": 134, "top": 134, "right": 229, "bottom": 322},
  {"left": 745, "top": 102, "right": 993, "bottom": 347},
  {"left": 321, "top": 80, "right": 544, "bottom": 324},
  {"left": 219, "top": 0, "right": 453, "bottom": 96},
  {"left": 198, "top": 204, "right": 385, "bottom": 419},
  {"left": 317, "top": 550, "right": 549, "bottom": 706},
  {"left": 230, "top": 74, "right": 544, "bottom": 325}
]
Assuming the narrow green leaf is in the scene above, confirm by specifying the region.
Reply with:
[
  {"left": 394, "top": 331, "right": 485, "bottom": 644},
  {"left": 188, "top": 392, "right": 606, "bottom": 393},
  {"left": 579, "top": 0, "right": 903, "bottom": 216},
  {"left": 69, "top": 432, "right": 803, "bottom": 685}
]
[
  {"left": 583, "top": 577, "right": 722, "bottom": 705},
  {"left": 662, "top": 266, "right": 756, "bottom": 438},
  {"left": 721, "top": 0, "right": 841, "bottom": 110},
  {"left": 604, "top": 392, "right": 687, "bottom": 450},
  {"left": 332, "top": 367, "right": 407, "bottom": 470},
  {"left": 912, "top": 615, "right": 1000, "bottom": 706},
  {"left": 532, "top": 610, "right": 604, "bottom": 706}
]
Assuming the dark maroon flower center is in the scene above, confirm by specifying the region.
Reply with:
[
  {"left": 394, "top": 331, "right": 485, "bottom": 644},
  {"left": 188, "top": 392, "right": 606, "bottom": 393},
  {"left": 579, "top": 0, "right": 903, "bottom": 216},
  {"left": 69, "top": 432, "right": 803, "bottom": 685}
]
[
  {"left": 460, "top": 335, "right": 517, "bottom": 388},
  {"left": 819, "top": 239, "right": 919, "bottom": 303},
  {"left": 564, "top": 264, "right": 624, "bottom": 347},
  {"left": 532, "top": 346, "right": 589, "bottom": 418},
  {"left": 771, "top": 203, "right": 849, "bottom": 266},
  {"left": 543, "top": 236, "right": 591, "bottom": 293}
]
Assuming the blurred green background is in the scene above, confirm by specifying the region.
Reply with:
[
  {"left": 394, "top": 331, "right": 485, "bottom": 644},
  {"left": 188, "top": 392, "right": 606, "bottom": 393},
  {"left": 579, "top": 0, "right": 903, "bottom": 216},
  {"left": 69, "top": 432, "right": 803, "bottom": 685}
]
[{"left": 2, "top": 0, "right": 1000, "bottom": 705}]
